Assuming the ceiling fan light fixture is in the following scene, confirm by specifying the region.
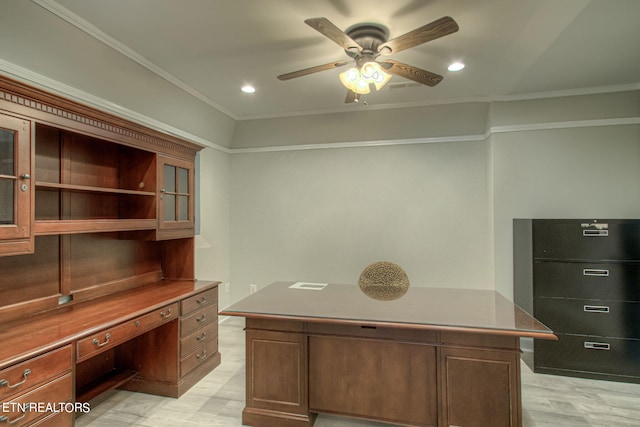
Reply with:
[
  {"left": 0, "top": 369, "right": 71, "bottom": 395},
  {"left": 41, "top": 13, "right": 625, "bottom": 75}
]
[
  {"left": 339, "top": 62, "right": 390, "bottom": 95},
  {"left": 339, "top": 67, "right": 370, "bottom": 94}
]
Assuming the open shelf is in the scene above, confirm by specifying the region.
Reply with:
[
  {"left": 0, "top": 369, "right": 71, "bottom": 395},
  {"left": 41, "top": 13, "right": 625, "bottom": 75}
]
[
  {"left": 76, "top": 368, "right": 137, "bottom": 404},
  {"left": 35, "top": 219, "right": 157, "bottom": 235},
  {"left": 36, "top": 181, "right": 155, "bottom": 196}
]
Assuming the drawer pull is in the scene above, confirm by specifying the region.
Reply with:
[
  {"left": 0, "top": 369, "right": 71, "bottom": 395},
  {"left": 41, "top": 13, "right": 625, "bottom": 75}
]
[
  {"left": 0, "top": 369, "right": 31, "bottom": 389},
  {"left": 196, "top": 332, "right": 207, "bottom": 341},
  {"left": 196, "top": 296, "right": 207, "bottom": 304},
  {"left": 196, "top": 350, "right": 207, "bottom": 360},
  {"left": 584, "top": 305, "right": 609, "bottom": 313},
  {"left": 582, "top": 229, "right": 608, "bottom": 237},
  {"left": 584, "top": 341, "right": 610, "bottom": 350},
  {"left": 196, "top": 314, "right": 207, "bottom": 323},
  {"left": 0, "top": 411, "right": 27, "bottom": 424},
  {"left": 583, "top": 268, "right": 609, "bottom": 277},
  {"left": 92, "top": 333, "right": 111, "bottom": 347},
  {"left": 160, "top": 308, "right": 173, "bottom": 319}
]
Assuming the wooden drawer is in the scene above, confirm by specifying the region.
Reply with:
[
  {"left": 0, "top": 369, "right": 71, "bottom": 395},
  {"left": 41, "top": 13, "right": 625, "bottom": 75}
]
[
  {"left": 306, "top": 322, "right": 437, "bottom": 343},
  {"left": 535, "top": 297, "right": 640, "bottom": 338},
  {"left": 180, "top": 322, "right": 217, "bottom": 358},
  {"left": 533, "top": 219, "right": 640, "bottom": 261},
  {"left": 29, "top": 410, "right": 74, "bottom": 427},
  {"left": 180, "top": 304, "right": 217, "bottom": 337},
  {"left": 77, "top": 303, "right": 178, "bottom": 361},
  {"left": 181, "top": 288, "right": 217, "bottom": 316},
  {"left": 0, "top": 373, "right": 72, "bottom": 426},
  {"left": 180, "top": 339, "right": 217, "bottom": 377},
  {"left": 534, "top": 260, "right": 640, "bottom": 301},
  {"left": 535, "top": 333, "right": 640, "bottom": 378},
  {"left": 0, "top": 345, "right": 72, "bottom": 401}
]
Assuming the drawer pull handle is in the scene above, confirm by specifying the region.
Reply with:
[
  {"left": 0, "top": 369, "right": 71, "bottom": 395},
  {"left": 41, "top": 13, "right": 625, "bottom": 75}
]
[
  {"left": 196, "top": 314, "right": 207, "bottom": 323},
  {"left": 196, "top": 296, "right": 207, "bottom": 304},
  {"left": 92, "top": 333, "right": 111, "bottom": 347},
  {"left": 160, "top": 308, "right": 173, "bottom": 319},
  {"left": 584, "top": 341, "right": 610, "bottom": 350},
  {"left": 0, "top": 411, "right": 27, "bottom": 424},
  {"left": 582, "top": 229, "right": 608, "bottom": 237},
  {"left": 196, "top": 350, "right": 207, "bottom": 360},
  {"left": 583, "top": 268, "right": 609, "bottom": 277},
  {"left": 196, "top": 332, "right": 207, "bottom": 341},
  {"left": 0, "top": 369, "right": 31, "bottom": 389},
  {"left": 584, "top": 305, "right": 609, "bottom": 313}
]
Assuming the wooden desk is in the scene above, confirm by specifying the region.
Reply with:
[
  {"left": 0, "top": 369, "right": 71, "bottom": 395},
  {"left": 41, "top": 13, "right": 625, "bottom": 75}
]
[
  {"left": 221, "top": 281, "right": 556, "bottom": 427},
  {"left": 0, "top": 280, "right": 220, "bottom": 426}
]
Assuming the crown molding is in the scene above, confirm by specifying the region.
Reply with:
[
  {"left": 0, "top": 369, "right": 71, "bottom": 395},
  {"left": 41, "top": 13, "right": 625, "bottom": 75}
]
[
  {"left": 231, "top": 116, "right": 640, "bottom": 154},
  {"left": 3, "top": 54, "right": 636, "bottom": 156},
  {"left": 31, "top": 0, "right": 237, "bottom": 122},
  {"left": 0, "top": 58, "right": 231, "bottom": 154}
]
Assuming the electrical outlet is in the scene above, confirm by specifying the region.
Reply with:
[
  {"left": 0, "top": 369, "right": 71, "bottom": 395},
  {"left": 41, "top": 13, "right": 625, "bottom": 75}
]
[
  {"left": 224, "top": 282, "right": 230, "bottom": 293},
  {"left": 250, "top": 284, "right": 257, "bottom": 294}
]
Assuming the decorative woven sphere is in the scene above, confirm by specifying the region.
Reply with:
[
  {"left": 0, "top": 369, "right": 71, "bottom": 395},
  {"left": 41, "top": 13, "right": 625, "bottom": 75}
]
[{"left": 358, "top": 261, "right": 410, "bottom": 301}]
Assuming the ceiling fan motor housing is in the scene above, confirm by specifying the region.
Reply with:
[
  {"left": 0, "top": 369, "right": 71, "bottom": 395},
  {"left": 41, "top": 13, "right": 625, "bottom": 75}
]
[{"left": 344, "top": 23, "right": 390, "bottom": 59}]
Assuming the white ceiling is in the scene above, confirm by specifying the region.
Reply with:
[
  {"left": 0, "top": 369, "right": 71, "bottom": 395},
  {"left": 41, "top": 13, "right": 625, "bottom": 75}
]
[{"left": 44, "top": 0, "right": 640, "bottom": 120}]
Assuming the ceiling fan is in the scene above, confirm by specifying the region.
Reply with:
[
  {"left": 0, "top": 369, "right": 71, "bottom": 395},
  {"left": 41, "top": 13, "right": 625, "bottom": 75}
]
[{"left": 277, "top": 16, "right": 459, "bottom": 103}]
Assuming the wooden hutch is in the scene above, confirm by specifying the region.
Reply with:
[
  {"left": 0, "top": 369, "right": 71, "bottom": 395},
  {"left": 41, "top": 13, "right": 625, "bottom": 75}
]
[{"left": 0, "top": 76, "right": 220, "bottom": 426}]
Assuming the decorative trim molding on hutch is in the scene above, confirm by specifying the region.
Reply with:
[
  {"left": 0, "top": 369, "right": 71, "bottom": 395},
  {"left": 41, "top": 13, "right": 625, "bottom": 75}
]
[{"left": 0, "top": 78, "right": 201, "bottom": 159}]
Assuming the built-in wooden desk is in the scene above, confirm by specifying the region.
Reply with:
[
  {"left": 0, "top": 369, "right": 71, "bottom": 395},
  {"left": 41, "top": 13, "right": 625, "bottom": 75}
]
[
  {"left": 0, "top": 280, "right": 220, "bottom": 426},
  {"left": 221, "top": 281, "right": 555, "bottom": 427}
]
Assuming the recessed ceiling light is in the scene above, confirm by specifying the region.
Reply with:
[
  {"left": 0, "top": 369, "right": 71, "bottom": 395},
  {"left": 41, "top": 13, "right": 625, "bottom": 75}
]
[
  {"left": 241, "top": 85, "right": 256, "bottom": 93},
  {"left": 448, "top": 62, "right": 465, "bottom": 72}
]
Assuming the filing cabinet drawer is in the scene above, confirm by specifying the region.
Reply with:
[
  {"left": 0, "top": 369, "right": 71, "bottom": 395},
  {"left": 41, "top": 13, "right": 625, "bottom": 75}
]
[
  {"left": 181, "top": 322, "right": 218, "bottom": 358},
  {"left": 180, "top": 339, "right": 217, "bottom": 377},
  {"left": 533, "top": 220, "right": 640, "bottom": 260},
  {"left": 535, "top": 297, "right": 640, "bottom": 338},
  {"left": 77, "top": 302, "right": 178, "bottom": 361},
  {"left": 180, "top": 304, "right": 217, "bottom": 337},
  {"left": 534, "top": 261, "right": 640, "bottom": 301},
  {"left": 0, "top": 373, "right": 72, "bottom": 426},
  {"left": 535, "top": 334, "right": 640, "bottom": 377},
  {"left": 0, "top": 345, "right": 72, "bottom": 401},
  {"left": 181, "top": 288, "right": 217, "bottom": 316}
]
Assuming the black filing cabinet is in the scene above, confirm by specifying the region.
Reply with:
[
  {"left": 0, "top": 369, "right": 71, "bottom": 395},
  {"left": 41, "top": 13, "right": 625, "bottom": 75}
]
[{"left": 514, "top": 219, "right": 640, "bottom": 383}]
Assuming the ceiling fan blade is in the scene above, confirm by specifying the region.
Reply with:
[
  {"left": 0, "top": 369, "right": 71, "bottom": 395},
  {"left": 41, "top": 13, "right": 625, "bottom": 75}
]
[
  {"left": 345, "top": 90, "right": 358, "bottom": 103},
  {"left": 277, "top": 60, "right": 349, "bottom": 80},
  {"left": 377, "top": 16, "right": 459, "bottom": 55},
  {"left": 305, "top": 17, "right": 363, "bottom": 53},
  {"left": 382, "top": 60, "right": 443, "bottom": 86}
]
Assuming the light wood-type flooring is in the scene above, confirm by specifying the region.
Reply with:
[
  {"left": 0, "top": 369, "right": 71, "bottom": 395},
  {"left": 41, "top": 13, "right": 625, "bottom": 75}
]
[{"left": 77, "top": 316, "right": 640, "bottom": 427}]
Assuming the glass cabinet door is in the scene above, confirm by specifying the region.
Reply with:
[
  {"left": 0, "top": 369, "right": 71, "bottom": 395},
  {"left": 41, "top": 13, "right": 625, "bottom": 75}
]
[
  {"left": 0, "top": 114, "right": 32, "bottom": 253},
  {"left": 158, "top": 155, "right": 194, "bottom": 236}
]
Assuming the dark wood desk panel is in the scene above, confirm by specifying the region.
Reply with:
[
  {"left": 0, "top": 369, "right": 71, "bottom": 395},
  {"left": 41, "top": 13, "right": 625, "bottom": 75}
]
[{"left": 221, "top": 282, "right": 555, "bottom": 427}]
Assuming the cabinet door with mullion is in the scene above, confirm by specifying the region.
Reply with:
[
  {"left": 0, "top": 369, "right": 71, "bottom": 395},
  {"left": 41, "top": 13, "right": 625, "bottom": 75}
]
[
  {"left": 0, "top": 113, "right": 32, "bottom": 255},
  {"left": 157, "top": 155, "right": 194, "bottom": 239}
]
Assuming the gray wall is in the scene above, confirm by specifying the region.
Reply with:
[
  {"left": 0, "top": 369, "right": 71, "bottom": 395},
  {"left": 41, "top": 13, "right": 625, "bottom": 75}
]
[
  {"left": 229, "top": 91, "right": 640, "bottom": 303},
  {"left": 230, "top": 140, "right": 492, "bottom": 303}
]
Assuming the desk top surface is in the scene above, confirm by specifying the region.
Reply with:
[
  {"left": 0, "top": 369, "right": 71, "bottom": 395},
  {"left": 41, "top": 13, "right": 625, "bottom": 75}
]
[
  {"left": 0, "top": 280, "right": 219, "bottom": 368},
  {"left": 221, "top": 281, "right": 555, "bottom": 339}
]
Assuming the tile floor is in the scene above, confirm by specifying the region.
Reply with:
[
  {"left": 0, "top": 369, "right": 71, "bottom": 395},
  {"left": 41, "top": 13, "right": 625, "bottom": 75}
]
[{"left": 77, "top": 316, "right": 640, "bottom": 427}]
